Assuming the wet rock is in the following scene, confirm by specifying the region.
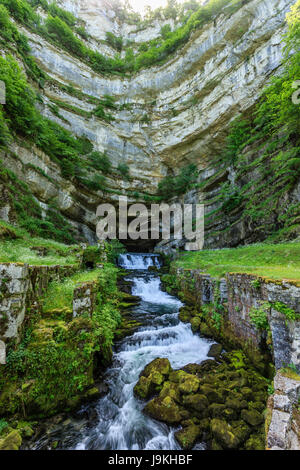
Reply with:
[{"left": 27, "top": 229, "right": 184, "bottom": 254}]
[
  {"left": 142, "top": 358, "right": 171, "bottom": 378},
  {"left": 208, "top": 343, "right": 223, "bottom": 359},
  {"left": 175, "top": 423, "right": 202, "bottom": 450},
  {"left": 144, "top": 396, "right": 182, "bottom": 424}
]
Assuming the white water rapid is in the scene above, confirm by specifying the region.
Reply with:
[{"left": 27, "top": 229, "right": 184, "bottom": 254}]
[{"left": 30, "top": 253, "right": 212, "bottom": 450}]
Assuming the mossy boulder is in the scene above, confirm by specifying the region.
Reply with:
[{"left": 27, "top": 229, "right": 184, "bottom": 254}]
[
  {"left": 207, "top": 343, "right": 223, "bottom": 359},
  {"left": 159, "top": 381, "right": 181, "bottom": 403},
  {"left": 210, "top": 419, "right": 241, "bottom": 449},
  {"left": 190, "top": 317, "right": 201, "bottom": 332},
  {"left": 179, "top": 307, "right": 192, "bottom": 323},
  {"left": 144, "top": 396, "right": 182, "bottom": 424},
  {"left": 199, "top": 384, "right": 224, "bottom": 403},
  {"left": 223, "top": 351, "right": 247, "bottom": 369},
  {"left": 225, "top": 397, "right": 248, "bottom": 411},
  {"left": 175, "top": 423, "right": 202, "bottom": 450},
  {"left": 142, "top": 358, "right": 171, "bottom": 378},
  {"left": 0, "top": 430, "right": 22, "bottom": 450},
  {"left": 208, "top": 403, "right": 226, "bottom": 418},
  {"left": 178, "top": 373, "right": 200, "bottom": 395},
  {"left": 241, "top": 409, "right": 264, "bottom": 427},
  {"left": 182, "top": 394, "right": 209, "bottom": 413},
  {"left": 244, "top": 433, "right": 265, "bottom": 450}
]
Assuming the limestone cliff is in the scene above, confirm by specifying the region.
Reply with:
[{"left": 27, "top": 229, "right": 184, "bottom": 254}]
[{"left": 0, "top": 0, "right": 297, "bottom": 248}]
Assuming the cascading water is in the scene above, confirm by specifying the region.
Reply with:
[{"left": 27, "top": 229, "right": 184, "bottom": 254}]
[
  {"left": 29, "top": 253, "right": 212, "bottom": 450},
  {"left": 118, "top": 253, "right": 161, "bottom": 270}
]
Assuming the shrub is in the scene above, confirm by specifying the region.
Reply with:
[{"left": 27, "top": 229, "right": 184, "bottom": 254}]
[
  {"left": 117, "top": 163, "right": 130, "bottom": 179},
  {"left": 157, "top": 164, "right": 198, "bottom": 199},
  {"left": 88, "top": 152, "right": 112, "bottom": 173}
]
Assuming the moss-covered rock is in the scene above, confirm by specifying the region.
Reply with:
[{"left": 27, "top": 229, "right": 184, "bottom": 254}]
[
  {"left": 142, "top": 358, "right": 171, "bottom": 378},
  {"left": 175, "top": 423, "right": 202, "bottom": 450},
  {"left": 244, "top": 433, "right": 265, "bottom": 450},
  {"left": 199, "top": 384, "right": 224, "bottom": 403},
  {"left": 159, "top": 381, "right": 181, "bottom": 403},
  {"left": 210, "top": 419, "right": 241, "bottom": 449},
  {"left": 144, "top": 396, "right": 182, "bottom": 424},
  {"left": 0, "top": 430, "right": 22, "bottom": 450},
  {"left": 208, "top": 403, "right": 226, "bottom": 418},
  {"left": 207, "top": 343, "right": 223, "bottom": 359},
  {"left": 225, "top": 397, "right": 248, "bottom": 411},
  {"left": 178, "top": 373, "right": 200, "bottom": 394},
  {"left": 182, "top": 394, "right": 209, "bottom": 413},
  {"left": 241, "top": 409, "right": 264, "bottom": 427},
  {"left": 190, "top": 317, "right": 201, "bottom": 332}
]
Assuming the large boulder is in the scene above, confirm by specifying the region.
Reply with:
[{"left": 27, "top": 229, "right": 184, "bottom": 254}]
[
  {"left": 210, "top": 419, "right": 241, "bottom": 449},
  {"left": 175, "top": 423, "right": 202, "bottom": 450},
  {"left": 144, "top": 396, "right": 183, "bottom": 424}
]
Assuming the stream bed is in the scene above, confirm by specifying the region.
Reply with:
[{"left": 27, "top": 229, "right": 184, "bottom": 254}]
[{"left": 27, "top": 253, "right": 213, "bottom": 450}]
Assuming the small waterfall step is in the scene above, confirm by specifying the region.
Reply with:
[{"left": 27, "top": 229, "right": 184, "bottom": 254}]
[{"left": 118, "top": 253, "right": 161, "bottom": 270}]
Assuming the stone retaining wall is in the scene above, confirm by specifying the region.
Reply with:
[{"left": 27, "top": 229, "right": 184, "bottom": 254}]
[
  {"left": 73, "top": 281, "right": 98, "bottom": 318},
  {"left": 267, "top": 371, "right": 300, "bottom": 450},
  {"left": 172, "top": 268, "right": 300, "bottom": 372},
  {"left": 0, "top": 263, "right": 77, "bottom": 363}
]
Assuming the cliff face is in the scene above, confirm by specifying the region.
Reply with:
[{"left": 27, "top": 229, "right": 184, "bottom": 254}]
[{"left": 0, "top": 0, "right": 296, "bottom": 248}]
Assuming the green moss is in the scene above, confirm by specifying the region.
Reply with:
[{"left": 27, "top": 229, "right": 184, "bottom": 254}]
[
  {"left": 175, "top": 423, "right": 202, "bottom": 450},
  {"left": 0, "top": 429, "right": 22, "bottom": 450}
]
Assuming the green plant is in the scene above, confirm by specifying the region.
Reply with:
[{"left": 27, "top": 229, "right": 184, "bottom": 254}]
[
  {"left": 157, "top": 164, "right": 198, "bottom": 200},
  {"left": 251, "top": 279, "right": 261, "bottom": 289},
  {"left": 211, "top": 311, "right": 222, "bottom": 331},
  {"left": 117, "top": 163, "right": 130, "bottom": 180},
  {"left": 273, "top": 302, "right": 300, "bottom": 322},
  {"left": 0, "top": 419, "right": 8, "bottom": 434},
  {"left": 249, "top": 302, "right": 271, "bottom": 331}
]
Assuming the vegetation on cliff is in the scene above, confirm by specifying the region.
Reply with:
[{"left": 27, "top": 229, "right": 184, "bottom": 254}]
[
  {"left": 203, "top": 0, "right": 300, "bottom": 243},
  {"left": 0, "top": 0, "right": 251, "bottom": 76}
]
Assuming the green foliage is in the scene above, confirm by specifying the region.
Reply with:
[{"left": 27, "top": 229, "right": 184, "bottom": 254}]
[
  {"left": 0, "top": 419, "right": 8, "bottom": 434},
  {"left": 0, "top": 263, "right": 121, "bottom": 418},
  {"left": 206, "top": 3, "right": 300, "bottom": 241},
  {"left": 105, "top": 32, "right": 123, "bottom": 51},
  {"left": 272, "top": 302, "right": 300, "bottom": 322},
  {"left": 249, "top": 302, "right": 271, "bottom": 331},
  {"left": 158, "top": 164, "right": 198, "bottom": 199},
  {"left": 0, "top": 160, "right": 76, "bottom": 243},
  {"left": 88, "top": 151, "right": 112, "bottom": 173},
  {"left": 2, "top": 0, "right": 250, "bottom": 76},
  {"left": 117, "top": 163, "right": 130, "bottom": 179},
  {"left": 46, "top": 15, "right": 85, "bottom": 57},
  {"left": 105, "top": 239, "right": 126, "bottom": 263},
  {"left": 0, "top": 55, "right": 94, "bottom": 184}
]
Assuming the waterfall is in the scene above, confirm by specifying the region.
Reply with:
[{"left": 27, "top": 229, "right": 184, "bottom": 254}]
[
  {"left": 29, "top": 253, "right": 212, "bottom": 451},
  {"left": 118, "top": 253, "right": 161, "bottom": 270}
]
